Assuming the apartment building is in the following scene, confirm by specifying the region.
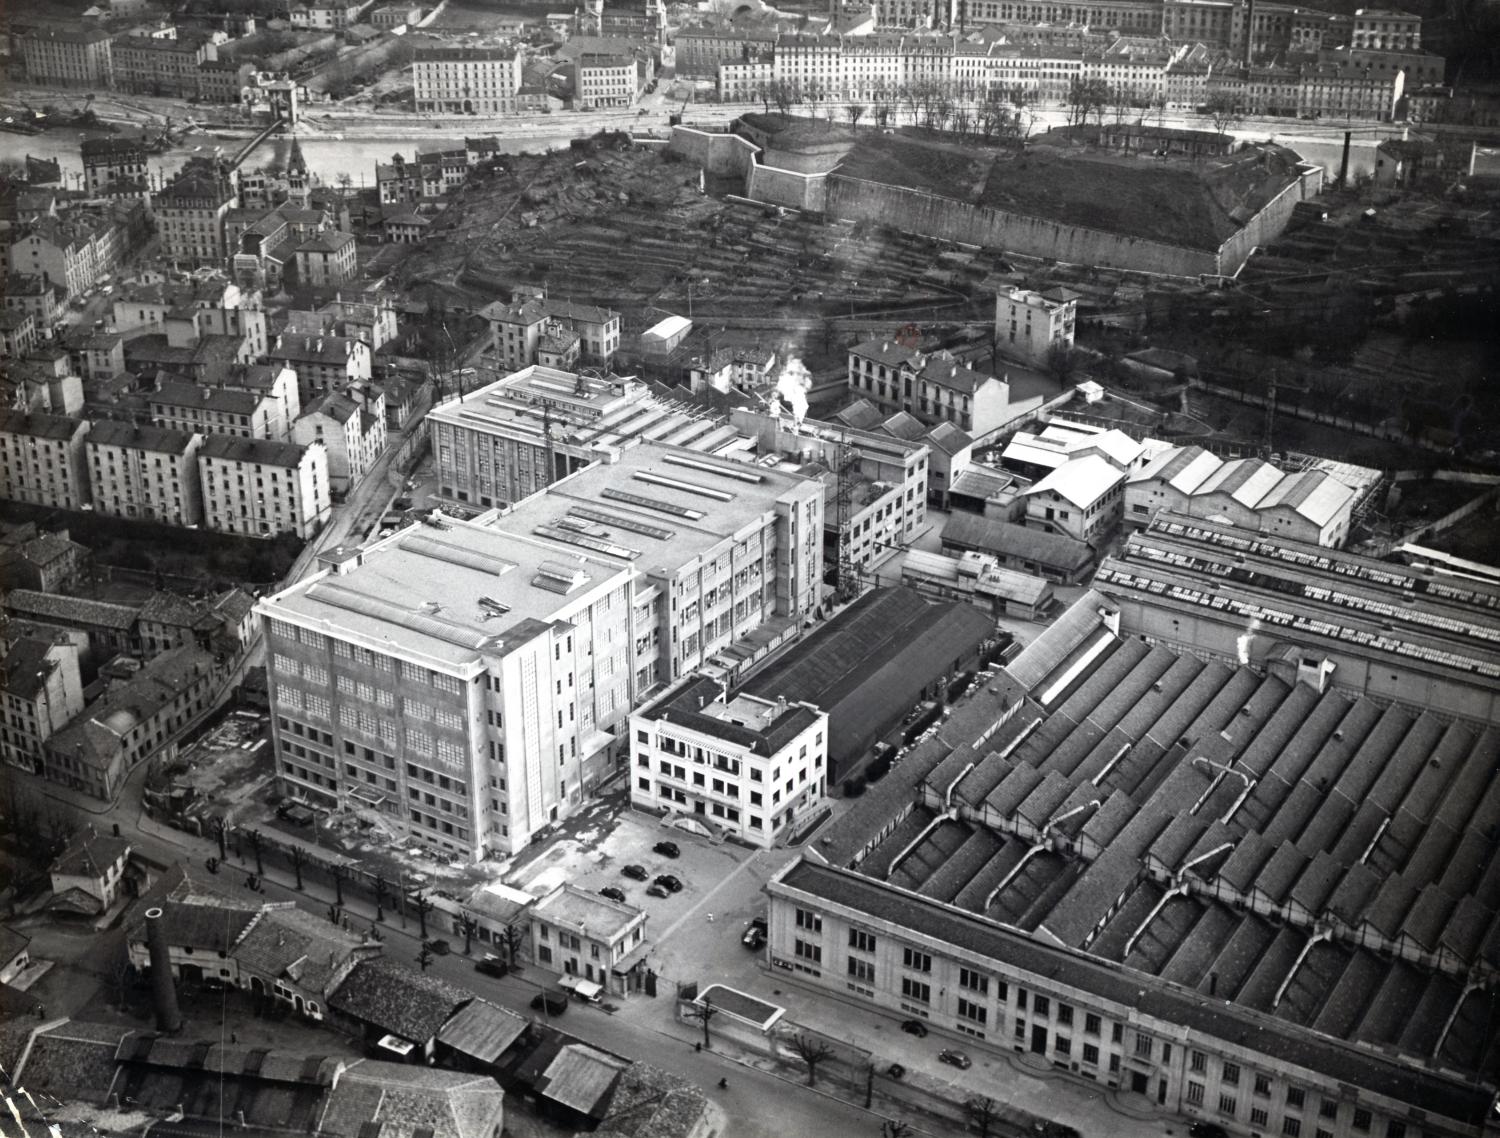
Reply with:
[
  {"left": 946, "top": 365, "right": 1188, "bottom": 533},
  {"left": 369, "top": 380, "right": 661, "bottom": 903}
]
[
  {"left": 578, "top": 54, "right": 641, "bottom": 107},
  {"left": 150, "top": 380, "right": 287, "bottom": 441},
  {"left": 530, "top": 885, "right": 647, "bottom": 994},
  {"left": 5, "top": 274, "right": 66, "bottom": 334},
  {"left": 112, "top": 34, "right": 217, "bottom": 97},
  {"left": 295, "top": 231, "right": 358, "bottom": 288},
  {"left": 483, "top": 298, "right": 621, "bottom": 368},
  {"left": 847, "top": 340, "right": 1039, "bottom": 444},
  {"left": 0, "top": 312, "right": 40, "bottom": 361},
  {"left": 412, "top": 45, "right": 522, "bottom": 114},
  {"left": 84, "top": 421, "right": 205, "bottom": 526},
  {"left": 82, "top": 137, "right": 151, "bottom": 196},
  {"left": 256, "top": 520, "right": 639, "bottom": 859},
  {"left": 268, "top": 332, "right": 373, "bottom": 404},
  {"left": 291, "top": 391, "right": 388, "bottom": 493},
  {"left": 1, "top": 635, "right": 85, "bottom": 775},
  {"left": 492, "top": 442, "right": 825, "bottom": 688},
  {"left": 198, "top": 436, "right": 330, "bottom": 538},
  {"left": 198, "top": 58, "right": 257, "bottom": 102},
  {"left": 155, "top": 166, "right": 238, "bottom": 267},
  {"left": 1350, "top": 5, "right": 1420, "bottom": 49},
  {"left": 43, "top": 645, "right": 223, "bottom": 801},
  {"left": 7, "top": 216, "right": 121, "bottom": 300},
  {"left": 675, "top": 27, "right": 777, "bottom": 78},
  {"left": 995, "top": 285, "right": 1077, "bottom": 367},
  {"left": 0, "top": 410, "right": 92, "bottom": 509},
  {"left": 629, "top": 674, "right": 827, "bottom": 848},
  {"left": 19, "top": 27, "right": 113, "bottom": 86}
]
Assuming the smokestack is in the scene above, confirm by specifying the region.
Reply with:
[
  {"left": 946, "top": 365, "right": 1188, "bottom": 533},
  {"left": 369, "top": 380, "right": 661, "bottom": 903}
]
[
  {"left": 1338, "top": 131, "right": 1352, "bottom": 188},
  {"left": 145, "top": 907, "right": 183, "bottom": 1033},
  {"left": 1242, "top": 0, "right": 1254, "bottom": 64}
]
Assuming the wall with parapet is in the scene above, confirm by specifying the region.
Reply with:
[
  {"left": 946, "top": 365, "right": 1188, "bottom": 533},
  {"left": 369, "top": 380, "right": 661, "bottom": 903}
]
[{"left": 665, "top": 126, "right": 756, "bottom": 178}]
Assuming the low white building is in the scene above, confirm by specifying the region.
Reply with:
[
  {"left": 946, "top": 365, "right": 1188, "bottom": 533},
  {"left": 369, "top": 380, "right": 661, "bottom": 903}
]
[
  {"left": 629, "top": 674, "right": 827, "bottom": 850},
  {"left": 530, "top": 883, "right": 648, "bottom": 996},
  {"left": 1021, "top": 454, "right": 1126, "bottom": 545},
  {"left": 198, "top": 435, "right": 330, "bottom": 539}
]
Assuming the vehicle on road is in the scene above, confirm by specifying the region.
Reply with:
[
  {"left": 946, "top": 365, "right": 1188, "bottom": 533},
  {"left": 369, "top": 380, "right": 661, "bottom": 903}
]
[
  {"left": 531, "top": 991, "right": 568, "bottom": 1015},
  {"left": 742, "top": 916, "right": 767, "bottom": 949},
  {"left": 646, "top": 883, "right": 670, "bottom": 898},
  {"left": 900, "top": 1019, "right": 928, "bottom": 1037},
  {"left": 558, "top": 975, "right": 604, "bottom": 1004},
  {"left": 1189, "top": 1125, "right": 1230, "bottom": 1138},
  {"left": 653, "top": 840, "right": 680, "bottom": 858},
  {"left": 424, "top": 938, "right": 451, "bottom": 955},
  {"left": 654, "top": 874, "right": 683, "bottom": 893},
  {"left": 475, "top": 953, "right": 508, "bottom": 977},
  {"left": 887, "top": 1063, "right": 905, "bottom": 1079},
  {"left": 599, "top": 886, "right": 627, "bottom": 902},
  {"left": 937, "top": 1049, "right": 972, "bottom": 1070},
  {"left": 621, "top": 863, "right": 649, "bottom": 880}
]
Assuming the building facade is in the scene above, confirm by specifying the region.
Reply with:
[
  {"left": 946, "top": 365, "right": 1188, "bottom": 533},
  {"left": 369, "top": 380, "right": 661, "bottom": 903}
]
[
  {"left": 19, "top": 27, "right": 113, "bottom": 86},
  {"left": 85, "top": 421, "right": 206, "bottom": 526},
  {"left": 0, "top": 635, "right": 85, "bottom": 775},
  {"left": 197, "top": 436, "right": 330, "bottom": 538},
  {"left": 629, "top": 674, "right": 827, "bottom": 848},
  {"left": 530, "top": 885, "right": 647, "bottom": 994},
  {"left": 0, "top": 410, "right": 92, "bottom": 509},
  {"left": 847, "top": 341, "right": 1037, "bottom": 444},
  {"left": 149, "top": 380, "right": 287, "bottom": 441},
  {"left": 291, "top": 391, "right": 388, "bottom": 493},
  {"left": 82, "top": 137, "right": 151, "bottom": 196},
  {"left": 995, "top": 285, "right": 1077, "bottom": 366},
  {"left": 155, "top": 167, "right": 238, "bottom": 267},
  {"left": 412, "top": 45, "right": 522, "bottom": 114}
]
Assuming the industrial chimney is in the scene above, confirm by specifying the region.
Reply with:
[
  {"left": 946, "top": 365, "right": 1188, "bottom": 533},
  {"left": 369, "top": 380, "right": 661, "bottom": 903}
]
[{"left": 145, "top": 907, "right": 183, "bottom": 1033}]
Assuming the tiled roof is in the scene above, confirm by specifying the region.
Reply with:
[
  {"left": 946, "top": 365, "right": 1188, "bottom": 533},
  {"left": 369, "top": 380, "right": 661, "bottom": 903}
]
[
  {"left": 86, "top": 419, "right": 199, "bottom": 455},
  {"left": 51, "top": 831, "right": 131, "bottom": 879},
  {"left": 1, "top": 636, "right": 62, "bottom": 701},
  {"left": 0, "top": 410, "right": 87, "bottom": 442},
  {"left": 5, "top": 589, "right": 139, "bottom": 629},
  {"left": 234, "top": 906, "right": 376, "bottom": 997},
  {"left": 329, "top": 958, "right": 470, "bottom": 1042},
  {"left": 941, "top": 513, "right": 1094, "bottom": 570},
  {"left": 199, "top": 435, "right": 312, "bottom": 468},
  {"left": 152, "top": 380, "right": 263, "bottom": 416},
  {"left": 317, "top": 1060, "right": 505, "bottom": 1138}
]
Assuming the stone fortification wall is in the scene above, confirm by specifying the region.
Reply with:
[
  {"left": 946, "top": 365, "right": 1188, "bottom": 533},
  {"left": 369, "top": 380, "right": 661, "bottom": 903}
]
[
  {"left": 665, "top": 127, "right": 756, "bottom": 178},
  {"left": 1217, "top": 162, "right": 1325, "bottom": 277},
  {"left": 747, "top": 158, "right": 826, "bottom": 211},
  {"left": 825, "top": 175, "right": 1221, "bottom": 276}
]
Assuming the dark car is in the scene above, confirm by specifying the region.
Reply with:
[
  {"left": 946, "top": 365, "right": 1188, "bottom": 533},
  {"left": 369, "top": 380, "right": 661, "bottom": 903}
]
[
  {"left": 1189, "top": 1126, "right": 1230, "bottom": 1138},
  {"left": 654, "top": 874, "right": 683, "bottom": 893},
  {"left": 531, "top": 991, "right": 568, "bottom": 1015},
  {"left": 937, "top": 1049, "right": 972, "bottom": 1070},
  {"left": 742, "top": 916, "right": 767, "bottom": 949},
  {"left": 621, "top": 864, "right": 649, "bottom": 881},
  {"left": 900, "top": 1019, "right": 928, "bottom": 1037},
  {"left": 475, "top": 953, "right": 508, "bottom": 978},
  {"left": 424, "top": 938, "right": 451, "bottom": 956},
  {"left": 646, "top": 883, "right": 670, "bottom": 898},
  {"left": 599, "top": 886, "right": 627, "bottom": 902},
  {"left": 653, "top": 840, "right": 680, "bottom": 858}
]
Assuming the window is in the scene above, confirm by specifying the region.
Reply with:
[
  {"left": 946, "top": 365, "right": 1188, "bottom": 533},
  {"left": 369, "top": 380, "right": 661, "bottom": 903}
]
[
  {"left": 1033, "top": 995, "right": 1050, "bottom": 1018},
  {"left": 903, "top": 947, "right": 931, "bottom": 973},
  {"left": 1223, "top": 1063, "right": 1240, "bottom": 1087},
  {"left": 1319, "top": 1101, "right": 1338, "bottom": 1120},
  {"left": 1255, "top": 1074, "right": 1272, "bottom": 1097},
  {"left": 957, "top": 998, "right": 986, "bottom": 1024},
  {"left": 1191, "top": 1050, "right": 1207, "bottom": 1073},
  {"left": 1082, "top": 1043, "right": 1099, "bottom": 1065},
  {"left": 900, "top": 977, "right": 930, "bottom": 1004},
  {"left": 1219, "top": 1095, "right": 1238, "bottom": 1117},
  {"left": 849, "top": 928, "right": 876, "bottom": 952},
  {"left": 1251, "top": 1108, "right": 1269, "bottom": 1128},
  {"left": 959, "top": 967, "right": 988, "bottom": 994},
  {"left": 1133, "top": 1034, "right": 1151, "bottom": 1059},
  {"left": 1287, "top": 1087, "right": 1305, "bottom": 1109},
  {"left": 794, "top": 939, "right": 821, "bottom": 964},
  {"left": 795, "top": 908, "right": 822, "bottom": 932},
  {"left": 1282, "top": 1120, "right": 1301, "bottom": 1137},
  {"left": 1056, "top": 1002, "right": 1073, "bottom": 1027},
  {"left": 1383, "top": 1125, "right": 1404, "bottom": 1138},
  {"left": 848, "top": 956, "right": 874, "bottom": 983},
  {"left": 1187, "top": 1082, "right": 1204, "bottom": 1105},
  {"left": 1085, "top": 1013, "right": 1101, "bottom": 1035}
]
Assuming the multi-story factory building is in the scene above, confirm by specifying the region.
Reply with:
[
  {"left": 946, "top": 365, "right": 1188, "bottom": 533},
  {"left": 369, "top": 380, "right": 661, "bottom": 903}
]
[{"left": 257, "top": 521, "right": 638, "bottom": 860}]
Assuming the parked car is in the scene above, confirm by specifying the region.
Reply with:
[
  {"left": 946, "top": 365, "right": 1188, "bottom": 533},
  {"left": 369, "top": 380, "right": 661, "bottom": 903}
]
[
  {"left": 742, "top": 916, "right": 767, "bottom": 949},
  {"left": 599, "top": 886, "right": 627, "bottom": 902},
  {"left": 653, "top": 840, "right": 680, "bottom": 858},
  {"left": 424, "top": 938, "right": 451, "bottom": 956},
  {"left": 887, "top": 1063, "right": 905, "bottom": 1079},
  {"left": 475, "top": 953, "right": 508, "bottom": 978},
  {"left": 621, "top": 864, "right": 649, "bottom": 880},
  {"left": 531, "top": 991, "right": 568, "bottom": 1015},
  {"left": 937, "top": 1049, "right": 972, "bottom": 1070},
  {"left": 1189, "top": 1126, "right": 1230, "bottom": 1138},
  {"left": 654, "top": 874, "right": 683, "bottom": 893},
  {"left": 646, "top": 883, "right": 670, "bottom": 898},
  {"left": 900, "top": 1019, "right": 928, "bottom": 1037}
]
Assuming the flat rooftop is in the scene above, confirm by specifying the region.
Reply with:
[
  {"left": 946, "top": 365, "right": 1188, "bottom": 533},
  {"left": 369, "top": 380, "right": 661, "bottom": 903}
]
[
  {"left": 491, "top": 440, "right": 815, "bottom": 578},
  {"left": 258, "top": 516, "right": 636, "bottom": 670},
  {"left": 822, "top": 588, "right": 1500, "bottom": 1092}
]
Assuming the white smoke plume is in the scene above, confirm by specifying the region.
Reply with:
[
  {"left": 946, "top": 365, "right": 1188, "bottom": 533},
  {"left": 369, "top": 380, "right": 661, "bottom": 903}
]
[
  {"left": 1236, "top": 617, "right": 1262, "bottom": 666},
  {"left": 775, "top": 357, "right": 811, "bottom": 427}
]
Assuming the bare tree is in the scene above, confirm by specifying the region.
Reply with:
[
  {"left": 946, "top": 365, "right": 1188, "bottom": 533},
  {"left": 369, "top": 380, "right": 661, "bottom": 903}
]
[
  {"left": 416, "top": 945, "right": 433, "bottom": 972},
  {"left": 1205, "top": 89, "right": 1245, "bottom": 136},
  {"left": 965, "top": 1096, "right": 1001, "bottom": 1138},
  {"left": 804, "top": 76, "right": 825, "bottom": 124},
  {"left": 1065, "top": 77, "right": 1110, "bottom": 127},
  {"left": 246, "top": 828, "right": 265, "bottom": 875},
  {"left": 845, "top": 101, "right": 867, "bottom": 130},
  {"left": 881, "top": 1120, "right": 912, "bottom": 1138},
  {"left": 788, "top": 1034, "right": 835, "bottom": 1086},
  {"left": 459, "top": 911, "right": 478, "bottom": 955},
  {"left": 331, "top": 862, "right": 347, "bottom": 906},
  {"left": 411, "top": 891, "right": 433, "bottom": 938},
  {"left": 501, "top": 922, "right": 526, "bottom": 967},
  {"left": 756, "top": 80, "right": 774, "bottom": 115},
  {"left": 1046, "top": 342, "right": 1086, "bottom": 385},
  {"left": 289, "top": 845, "right": 307, "bottom": 891},
  {"left": 106, "top": 933, "right": 135, "bottom": 1011},
  {"left": 684, "top": 996, "right": 720, "bottom": 1050}
]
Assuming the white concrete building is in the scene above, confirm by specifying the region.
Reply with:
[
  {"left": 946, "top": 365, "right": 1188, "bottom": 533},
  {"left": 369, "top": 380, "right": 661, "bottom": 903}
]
[
  {"left": 292, "top": 390, "right": 388, "bottom": 494},
  {"left": 530, "top": 884, "right": 647, "bottom": 994},
  {"left": 198, "top": 435, "right": 330, "bottom": 539},
  {"left": 85, "top": 420, "right": 205, "bottom": 526},
  {"left": 630, "top": 673, "right": 827, "bottom": 848},
  {"left": 256, "top": 520, "right": 639, "bottom": 860},
  {"left": 1021, "top": 454, "right": 1125, "bottom": 545}
]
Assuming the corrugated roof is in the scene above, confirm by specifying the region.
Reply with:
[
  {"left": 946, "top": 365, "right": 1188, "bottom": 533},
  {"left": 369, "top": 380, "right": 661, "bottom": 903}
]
[{"left": 1023, "top": 454, "right": 1124, "bottom": 510}]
